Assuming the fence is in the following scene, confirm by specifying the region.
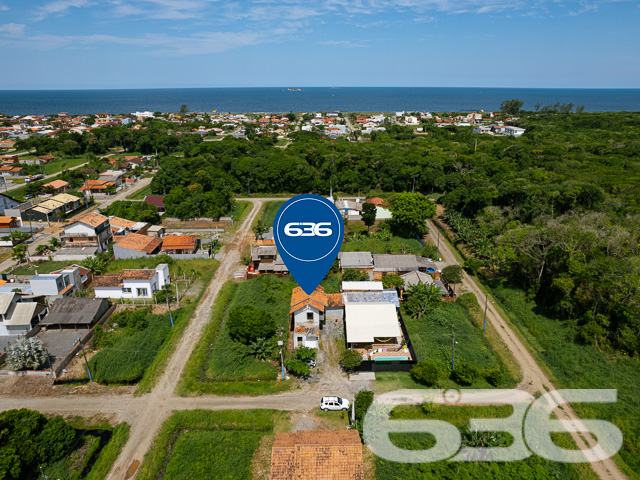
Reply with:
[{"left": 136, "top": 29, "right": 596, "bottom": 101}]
[{"left": 352, "top": 309, "right": 418, "bottom": 373}]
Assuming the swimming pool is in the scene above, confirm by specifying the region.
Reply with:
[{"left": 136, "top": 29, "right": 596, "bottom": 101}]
[{"left": 374, "top": 356, "right": 409, "bottom": 362}]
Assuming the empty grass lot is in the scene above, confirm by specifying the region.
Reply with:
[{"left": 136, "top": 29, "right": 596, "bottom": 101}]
[
  {"left": 375, "top": 404, "right": 596, "bottom": 480},
  {"left": 178, "top": 276, "right": 296, "bottom": 396},
  {"left": 136, "top": 410, "right": 278, "bottom": 480}
]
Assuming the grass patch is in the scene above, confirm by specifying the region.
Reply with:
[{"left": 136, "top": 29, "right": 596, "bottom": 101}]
[
  {"left": 125, "top": 184, "right": 152, "bottom": 200},
  {"left": 376, "top": 404, "right": 597, "bottom": 480},
  {"left": 10, "top": 260, "right": 72, "bottom": 275},
  {"left": 178, "top": 277, "right": 296, "bottom": 396},
  {"left": 261, "top": 200, "right": 286, "bottom": 228},
  {"left": 42, "top": 421, "right": 130, "bottom": 480},
  {"left": 136, "top": 409, "right": 277, "bottom": 480},
  {"left": 43, "top": 156, "right": 89, "bottom": 175},
  {"left": 85, "top": 423, "right": 131, "bottom": 480},
  {"left": 231, "top": 200, "right": 252, "bottom": 228},
  {"left": 341, "top": 236, "right": 423, "bottom": 255},
  {"left": 489, "top": 283, "right": 640, "bottom": 480}
]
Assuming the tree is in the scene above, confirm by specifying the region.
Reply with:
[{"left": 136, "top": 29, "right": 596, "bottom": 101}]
[
  {"left": 37, "top": 416, "right": 75, "bottom": 460},
  {"left": 11, "top": 244, "right": 28, "bottom": 263},
  {"left": 179, "top": 104, "right": 188, "bottom": 116},
  {"left": 342, "top": 269, "right": 369, "bottom": 282},
  {"left": 252, "top": 219, "right": 268, "bottom": 240},
  {"left": 80, "top": 255, "right": 108, "bottom": 275},
  {"left": 246, "top": 337, "right": 277, "bottom": 360},
  {"left": 6, "top": 338, "right": 48, "bottom": 370},
  {"left": 361, "top": 202, "right": 377, "bottom": 232},
  {"left": 49, "top": 237, "right": 60, "bottom": 250},
  {"left": 405, "top": 281, "right": 442, "bottom": 318},
  {"left": 382, "top": 274, "right": 404, "bottom": 290},
  {"left": 339, "top": 349, "right": 363, "bottom": 372},
  {"left": 453, "top": 362, "right": 481, "bottom": 386},
  {"left": 285, "top": 358, "right": 310, "bottom": 377},
  {"left": 294, "top": 346, "right": 317, "bottom": 362},
  {"left": 389, "top": 193, "right": 436, "bottom": 238},
  {"left": 500, "top": 99, "right": 524, "bottom": 115},
  {"left": 286, "top": 112, "right": 296, "bottom": 122},
  {"left": 442, "top": 265, "right": 463, "bottom": 284},
  {"left": 227, "top": 305, "right": 277, "bottom": 345}
]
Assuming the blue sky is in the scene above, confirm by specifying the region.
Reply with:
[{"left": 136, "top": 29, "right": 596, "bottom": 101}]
[{"left": 0, "top": 0, "right": 638, "bottom": 89}]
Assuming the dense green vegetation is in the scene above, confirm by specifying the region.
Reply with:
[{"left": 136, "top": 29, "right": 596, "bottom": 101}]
[
  {"left": 489, "top": 284, "right": 640, "bottom": 479},
  {"left": 0, "top": 409, "right": 128, "bottom": 480},
  {"left": 136, "top": 409, "right": 276, "bottom": 480},
  {"left": 101, "top": 200, "right": 160, "bottom": 224}
]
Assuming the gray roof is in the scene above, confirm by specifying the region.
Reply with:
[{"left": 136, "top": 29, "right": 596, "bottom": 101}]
[
  {"left": 257, "top": 254, "right": 288, "bottom": 273},
  {"left": 342, "top": 290, "right": 400, "bottom": 308},
  {"left": 40, "top": 298, "right": 110, "bottom": 326},
  {"left": 0, "top": 293, "right": 16, "bottom": 316},
  {"left": 339, "top": 251, "right": 373, "bottom": 268},
  {"left": 416, "top": 256, "right": 438, "bottom": 271},
  {"left": 372, "top": 254, "right": 420, "bottom": 272},
  {"left": 55, "top": 246, "right": 99, "bottom": 256},
  {"left": 4, "top": 302, "right": 42, "bottom": 326},
  {"left": 400, "top": 271, "right": 434, "bottom": 287},
  {"left": 434, "top": 279, "right": 450, "bottom": 296},
  {"left": 251, "top": 245, "right": 278, "bottom": 261}
]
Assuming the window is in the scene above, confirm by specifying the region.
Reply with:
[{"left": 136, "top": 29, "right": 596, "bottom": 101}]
[
  {"left": 307, "top": 312, "right": 314, "bottom": 321},
  {"left": 122, "top": 288, "right": 132, "bottom": 293},
  {"left": 297, "top": 337, "right": 303, "bottom": 343},
  {"left": 136, "top": 288, "right": 148, "bottom": 297}
]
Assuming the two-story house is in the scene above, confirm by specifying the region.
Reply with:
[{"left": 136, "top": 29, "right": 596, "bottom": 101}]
[
  {"left": 289, "top": 286, "right": 343, "bottom": 349},
  {"left": 0, "top": 293, "right": 48, "bottom": 336},
  {"left": 61, "top": 212, "right": 112, "bottom": 252}
]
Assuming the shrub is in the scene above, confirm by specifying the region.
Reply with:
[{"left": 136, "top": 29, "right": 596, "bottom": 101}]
[
  {"left": 6, "top": 338, "right": 48, "bottom": 370},
  {"left": 464, "top": 258, "right": 482, "bottom": 275},
  {"left": 339, "top": 349, "right": 363, "bottom": 372},
  {"left": 421, "top": 243, "right": 438, "bottom": 260},
  {"left": 382, "top": 274, "right": 404, "bottom": 290},
  {"left": 456, "top": 292, "right": 478, "bottom": 310},
  {"left": 342, "top": 269, "right": 369, "bottom": 282},
  {"left": 485, "top": 366, "right": 504, "bottom": 387},
  {"left": 353, "top": 390, "right": 374, "bottom": 438},
  {"left": 285, "top": 359, "right": 310, "bottom": 377},
  {"left": 442, "top": 265, "right": 463, "bottom": 284},
  {"left": 294, "top": 346, "right": 317, "bottom": 362},
  {"left": 227, "top": 305, "right": 277, "bottom": 345},
  {"left": 453, "top": 362, "right": 481, "bottom": 386},
  {"left": 411, "top": 360, "right": 441, "bottom": 386}
]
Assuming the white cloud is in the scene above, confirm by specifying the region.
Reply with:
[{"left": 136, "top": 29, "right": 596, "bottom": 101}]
[
  {"left": 0, "top": 23, "right": 25, "bottom": 35},
  {"left": 35, "top": 0, "right": 91, "bottom": 20},
  {"left": 319, "top": 39, "right": 369, "bottom": 48},
  {"left": 0, "top": 6, "right": 9, "bottom": 11}
]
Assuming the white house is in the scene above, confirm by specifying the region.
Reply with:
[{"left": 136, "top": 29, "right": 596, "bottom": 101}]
[
  {"left": 405, "top": 116, "right": 419, "bottom": 125},
  {"left": 504, "top": 126, "right": 526, "bottom": 137},
  {"left": 289, "top": 286, "right": 343, "bottom": 349},
  {"left": 0, "top": 293, "right": 48, "bottom": 336},
  {"left": 0, "top": 193, "right": 19, "bottom": 216},
  {"left": 93, "top": 264, "right": 170, "bottom": 299}
]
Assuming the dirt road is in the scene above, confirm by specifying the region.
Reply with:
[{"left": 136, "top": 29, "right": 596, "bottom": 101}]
[{"left": 426, "top": 219, "right": 626, "bottom": 480}]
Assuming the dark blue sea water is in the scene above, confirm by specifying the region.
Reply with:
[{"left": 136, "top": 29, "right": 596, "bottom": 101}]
[{"left": 0, "top": 87, "right": 639, "bottom": 115}]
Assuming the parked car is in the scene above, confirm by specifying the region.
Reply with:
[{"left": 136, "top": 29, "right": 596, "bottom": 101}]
[
  {"left": 307, "top": 359, "right": 317, "bottom": 368},
  {"left": 320, "top": 396, "right": 350, "bottom": 412}
]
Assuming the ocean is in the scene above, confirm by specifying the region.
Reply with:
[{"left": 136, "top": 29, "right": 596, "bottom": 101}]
[{"left": 0, "top": 87, "right": 639, "bottom": 115}]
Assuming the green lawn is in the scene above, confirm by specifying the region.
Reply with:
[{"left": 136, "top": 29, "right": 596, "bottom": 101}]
[
  {"left": 231, "top": 200, "right": 252, "bottom": 228},
  {"left": 137, "top": 410, "right": 277, "bottom": 480},
  {"left": 261, "top": 200, "right": 286, "bottom": 227},
  {"left": 341, "top": 236, "right": 423, "bottom": 255},
  {"left": 376, "top": 404, "right": 596, "bottom": 480},
  {"left": 43, "top": 156, "right": 89, "bottom": 175},
  {"left": 125, "top": 184, "right": 152, "bottom": 200},
  {"left": 489, "top": 283, "right": 640, "bottom": 480},
  {"left": 178, "top": 277, "right": 295, "bottom": 396},
  {"left": 11, "top": 260, "right": 72, "bottom": 275}
]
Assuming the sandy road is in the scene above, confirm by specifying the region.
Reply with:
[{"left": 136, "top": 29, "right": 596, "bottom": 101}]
[{"left": 426, "top": 219, "right": 626, "bottom": 480}]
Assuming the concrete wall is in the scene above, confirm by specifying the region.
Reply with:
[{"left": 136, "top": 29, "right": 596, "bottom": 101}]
[{"left": 113, "top": 245, "right": 151, "bottom": 260}]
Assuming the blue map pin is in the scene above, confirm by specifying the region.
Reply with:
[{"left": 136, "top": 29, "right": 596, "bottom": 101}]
[{"left": 274, "top": 194, "right": 344, "bottom": 295}]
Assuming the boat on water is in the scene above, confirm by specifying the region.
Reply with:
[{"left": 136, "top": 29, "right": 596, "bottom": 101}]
[{"left": 287, "top": 88, "right": 302, "bottom": 91}]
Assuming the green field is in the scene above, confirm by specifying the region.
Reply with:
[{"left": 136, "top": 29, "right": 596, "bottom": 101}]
[
  {"left": 10, "top": 260, "right": 72, "bottom": 275},
  {"left": 341, "top": 235, "right": 423, "bottom": 255},
  {"left": 137, "top": 410, "right": 277, "bottom": 480},
  {"left": 125, "top": 184, "right": 152, "bottom": 200},
  {"left": 376, "top": 404, "right": 596, "bottom": 480},
  {"left": 43, "top": 156, "right": 89, "bottom": 175},
  {"left": 489, "top": 283, "right": 640, "bottom": 480},
  {"left": 178, "top": 277, "right": 295, "bottom": 396},
  {"left": 261, "top": 200, "right": 286, "bottom": 227}
]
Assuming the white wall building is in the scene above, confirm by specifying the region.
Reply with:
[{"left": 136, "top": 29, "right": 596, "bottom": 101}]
[
  {"left": 504, "top": 126, "right": 526, "bottom": 137},
  {"left": 93, "top": 264, "right": 170, "bottom": 299}
]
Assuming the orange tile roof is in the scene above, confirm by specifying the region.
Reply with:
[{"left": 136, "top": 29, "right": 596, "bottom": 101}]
[
  {"left": 270, "top": 430, "right": 363, "bottom": 480},
  {"left": 290, "top": 286, "right": 328, "bottom": 314},
  {"left": 327, "top": 293, "right": 344, "bottom": 307},
  {"left": 0, "top": 216, "right": 18, "bottom": 225},
  {"left": 71, "top": 212, "right": 109, "bottom": 228},
  {"left": 79, "top": 180, "right": 115, "bottom": 191},
  {"left": 92, "top": 273, "right": 122, "bottom": 288},
  {"left": 116, "top": 233, "right": 162, "bottom": 253},
  {"left": 120, "top": 269, "right": 156, "bottom": 280},
  {"left": 43, "top": 179, "right": 68, "bottom": 189},
  {"left": 109, "top": 216, "right": 137, "bottom": 229},
  {"left": 161, "top": 235, "right": 197, "bottom": 251}
]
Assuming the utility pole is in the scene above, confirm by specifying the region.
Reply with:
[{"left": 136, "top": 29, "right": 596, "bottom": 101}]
[
  {"left": 475, "top": 138, "right": 478, "bottom": 152},
  {"left": 483, "top": 294, "right": 488, "bottom": 332},
  {"left": 451, "top": 325, "right": 455, "bottom": 373},
  {"left": 175, "top": 282, "right": 180, "bottom": 307},
  {"left": 436, "top": 229, "right": 441, "bottom": 261},
  {"left": 278, "top": 327, "right": 285, "bottom": 380},
  {"left": 167, "top": 295, "right": 174, "bottom": 327},
  {"left": 81, "top": 345, "right": 93, "bottom": 381}
]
